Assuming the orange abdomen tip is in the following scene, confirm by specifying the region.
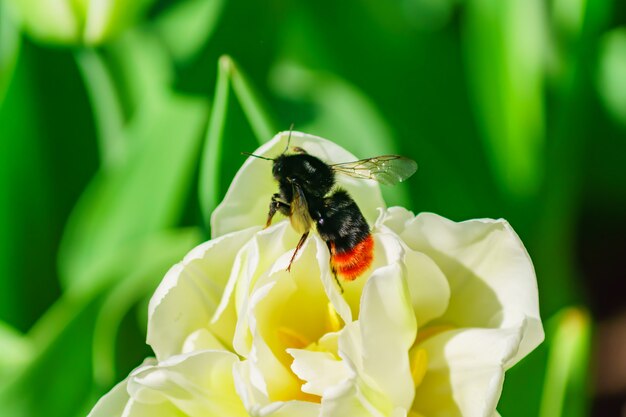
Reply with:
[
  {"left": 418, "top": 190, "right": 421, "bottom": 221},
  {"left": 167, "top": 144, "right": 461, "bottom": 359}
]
[{"left": 331, "top": 234, "right": 374, "bottom": 281}]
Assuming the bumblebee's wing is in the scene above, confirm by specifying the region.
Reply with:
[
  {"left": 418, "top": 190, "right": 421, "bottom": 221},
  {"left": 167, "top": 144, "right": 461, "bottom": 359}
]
[
  {"left": 330, "top": 155, "right": 417, "bottom": 186},
  {"left": 290, "top": 182, "right": 313, "bottom": 234}
]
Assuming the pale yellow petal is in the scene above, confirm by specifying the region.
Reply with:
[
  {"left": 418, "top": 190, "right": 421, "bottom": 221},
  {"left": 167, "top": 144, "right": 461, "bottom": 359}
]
[
  {"left": 87, "top": 375, "right": 132, "bottom": 417},
  {"left": 359, "top": 263, "right": 417, "bottom": 410},
  {"left": 212, "top": 222, "right": 300, "bottom": 355},
  {"left": 257, "top": 400, "right": 320, "bottom": 417},
  {"left": 375, "top": 206, "right": 415, "bottom": 234},
  {"left": 287, "top": 348, "right": 352, "bottom": 397},
  {"left": 413, "top": 327, "right": 525, "bottom": 417},
  {"left": 182, "top": 328, "right": 225, "bottom": 353},
  {"left": 147, "top": 227, "right": 257, "bottom": 360},
  {"left": 400, "top": 213, "right": 543, "bottom": 365},
  {"left": 320, "top": 379, "right": 388, "bottom": 417},
  {"left": 127, "top": 350, "right": 248, "bottom": 417},
  {"left": 402, "top": 247, "right": 450, "bottom": 326}
]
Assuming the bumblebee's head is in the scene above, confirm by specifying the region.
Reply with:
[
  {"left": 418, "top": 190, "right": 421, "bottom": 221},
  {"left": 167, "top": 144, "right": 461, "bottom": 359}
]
[{"left": 272, "top": 153, "right": 335, "bottom": 197}]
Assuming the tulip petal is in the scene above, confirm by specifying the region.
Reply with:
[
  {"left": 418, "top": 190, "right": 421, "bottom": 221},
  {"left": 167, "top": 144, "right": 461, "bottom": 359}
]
[
  {"left": 314, "top": 236, "right": 352, "bottom": 324},
  {"left": 359, "top": 263, "right": 417, "bottom": 410},
  {"left": 399, "top": 213, "right": 543, "bottom": 363},
  {"left": 87, "top": 375, "right": 133, "bottom": 417},
  {"left": 182, "top": 328, "right": 226, "bottom": 353},
  {"left": 375, "top": 206, "right": 415, "bottom": 234},
  {"left": 233, "top": 359, "right": 322, "bottom": 417},
  {"left": 287, "top": 348, "right": 352, "bottom": 397},
  {"left": 147, "top": 227, "right": 257, "bottom": 360},
  {"left": 257, "top": 400, "right": 320, "bottom": 417},
  {"left": 211, "top": 222, "right": 294, "bottom": 354},
  {"left": 403, "top": 244, "right": 450, "bottom": 327},
  {"left": 127, "top": 350, "right": 247, "bottom": 417},
  {"left": 211, "top": 131, "right": 385, "bottom": 238},
  {"left": 320, "top": 379, "right": 388, "bottom": 417},
  {"left": 412, "top": 327, "right": 525, "bottom": 417}
]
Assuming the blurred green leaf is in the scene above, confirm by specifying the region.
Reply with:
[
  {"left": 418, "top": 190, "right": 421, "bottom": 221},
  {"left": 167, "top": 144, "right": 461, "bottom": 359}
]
[
  {"left": 0, "top": 322, "right": 33, "bottom": 379},
  {"left": 269, "top": 59, "right": 411, "bottom": 207},
  {"left": 597, "top": 27, "right": 626, "bottom": 127},
  {"left": 2, "top": 228, "right": 201, "bottom": 417},
  {"left": 401, "top": 0, "right": 457, "bottom": 31},
  {"left": 58, "top": 91, "right": 208, "bottom": 290},
  {"left": 199, "top": 55, "right": 231, "bottom": 229},
  {"left": 75, "top": 49, "right": 127, "bottom": 169},
  {"left": 6, "top": 0, "right": 79, "bottom": 44},
  {"left": 93, "top": 227, "right": 201, "bottom": 387},
  {"left": 552, "top": 0, "right": 587, "bottom": 40},
  {"left": 106, "top": 29, "right": 174, "bottom": 120},
  {"left": 6, "top": 0, "right": 154, "bottom": 45},
  {"left": 539, "top": 307, "right": 592, "bottom": 417},
  {"left": 82, "top": 0, "right": 155, "bottom": 45},
  {"left": 0, "top": 293, "right": 100, "bottom": 417},
  {"left": 154, "top": 0, "right": 226, "bottom": 62},
  {"left": 0, "top": 2, "right": 21, "bottom": 106},
  {"left": 463, "top": 0, "right": 546, "bottom": 199}
]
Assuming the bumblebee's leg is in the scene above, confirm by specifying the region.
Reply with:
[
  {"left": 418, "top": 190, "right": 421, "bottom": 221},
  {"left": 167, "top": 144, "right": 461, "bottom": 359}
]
[
  {"left": 332, "top": 270, "right": 344, "bottom": 293},
  {"left": 324, "top": 241, "right": 344, "bottom": 293},
  {"left": 286, "top": 232, "right": 309, "bottom": 272},
  {"left": 266, "top": 193, "right": 290, "bottom": 228}
]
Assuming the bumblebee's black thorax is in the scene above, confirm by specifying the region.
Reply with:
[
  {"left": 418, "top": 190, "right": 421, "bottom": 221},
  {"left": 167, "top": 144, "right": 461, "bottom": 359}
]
[{"left": 272, "top": 153, "right": 335, "bottom": 199}]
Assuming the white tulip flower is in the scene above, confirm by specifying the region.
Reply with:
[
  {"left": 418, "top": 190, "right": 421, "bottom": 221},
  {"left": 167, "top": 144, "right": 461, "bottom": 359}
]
[{"left": 89, "top": 132, "right": 543, "bottom": 417}]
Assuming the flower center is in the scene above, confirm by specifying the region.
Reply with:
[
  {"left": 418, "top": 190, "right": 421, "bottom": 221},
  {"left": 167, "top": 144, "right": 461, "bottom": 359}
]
[{"left": 272, "top": 302, "right": 344, "bottom": 403}]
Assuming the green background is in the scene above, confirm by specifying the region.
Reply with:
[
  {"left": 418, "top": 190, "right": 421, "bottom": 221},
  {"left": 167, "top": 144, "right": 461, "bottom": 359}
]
[{"left": 1, "top": 0, "right": 625, "bottom": 416}]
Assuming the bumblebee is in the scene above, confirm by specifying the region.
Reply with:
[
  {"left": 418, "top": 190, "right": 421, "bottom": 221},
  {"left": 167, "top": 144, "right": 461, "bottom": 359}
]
[{"left": 246, "top": 134, "right": 417, "bottom": 287}]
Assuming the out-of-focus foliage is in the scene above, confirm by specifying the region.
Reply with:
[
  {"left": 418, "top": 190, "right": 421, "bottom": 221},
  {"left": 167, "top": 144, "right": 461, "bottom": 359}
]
[
  {"left": 1, "top": 0, "right": 625, "bottom": 416},
  {"left": 5, "top": 0, "right": 155, "bottom": 45},
  {"left": 597, "top": 27, "right": 626, "bottom": 125}
]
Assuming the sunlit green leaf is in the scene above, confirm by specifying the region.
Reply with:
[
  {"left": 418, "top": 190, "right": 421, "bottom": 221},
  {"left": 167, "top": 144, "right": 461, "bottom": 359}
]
[
  {"left": 0, "top": 322, "right": 33, "bottom": 379},
  {"left": 539, "top": 307, "right": 591, "bottom": 417},
  {"left": 597, "top": 27, "right": 626, "bottom": 127},
  {"left": 83, "top": 0, "right": 154, "bottom": 45},
  {"left": 0, "top": 2, "right": 21, "bottom": 106},
  {"left": 58, "top": 91, "right": 208, "bottom": 290},
  {"left": 6, "top": 0, "right": 79, "bottom": 44},
  {"left": 463, "top": 0, "right": 546, "bottom": 199},
  {"left": 6, "top": 0, "right": 154, "bottom": 46}
]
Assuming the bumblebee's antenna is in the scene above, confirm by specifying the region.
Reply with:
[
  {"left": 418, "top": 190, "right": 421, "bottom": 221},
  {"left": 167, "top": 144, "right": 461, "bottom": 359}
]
[
  {"left": 241, "top": 152, "right": 273, "bottom": 161},
  {"left": 282, "top": 123, "right": 295, "bottom": 154}
]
